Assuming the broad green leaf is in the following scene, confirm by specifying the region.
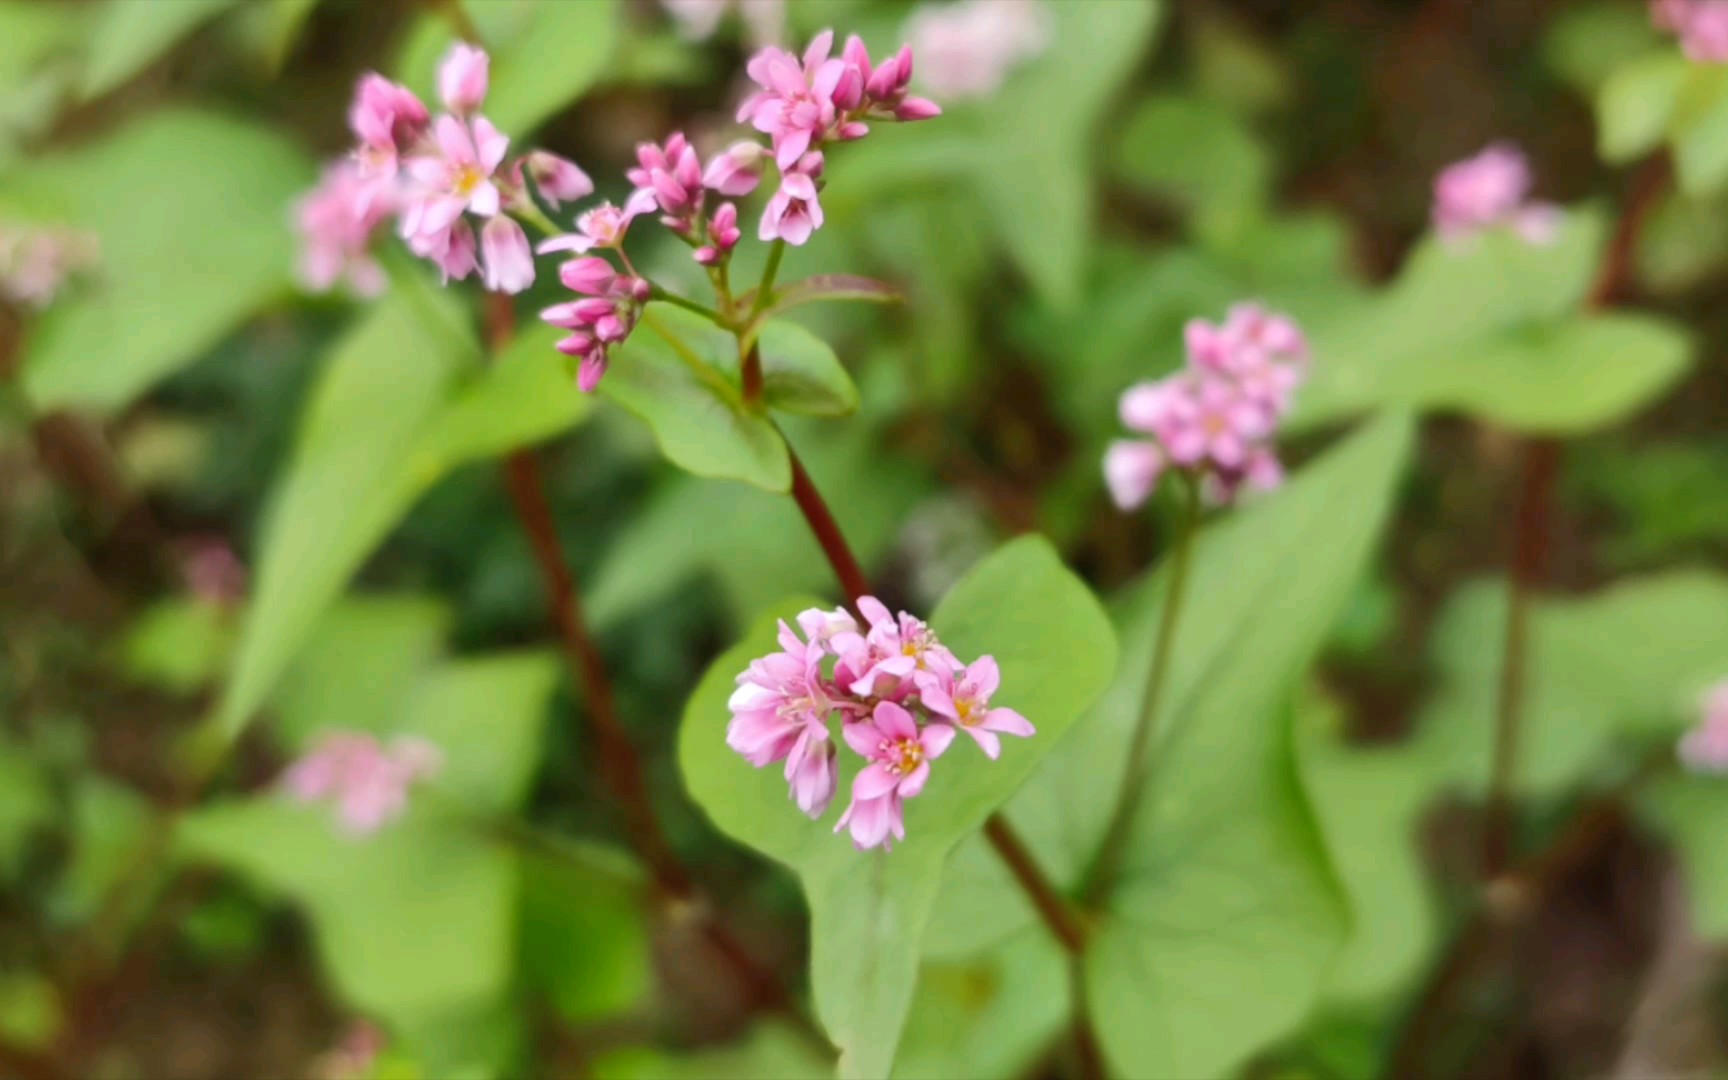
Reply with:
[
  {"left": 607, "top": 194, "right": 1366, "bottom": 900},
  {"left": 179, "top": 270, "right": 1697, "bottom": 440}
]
[
  {"left": 213, "top": 287, "right": 592, "bottom": 742},
  {"left": 750, "top": 275, "right": 903, "bottom": 327},
  {"left": 1112, "top": 95, "right": 1271, "bottom": 234},
  {"left": 54, "top": 777, "right": 157, "bottom": 925},
  {"left": 0, "top": 110, "right": 312, "bottom": 412},
  {"left": 408, "top": 652, "right": 560, "bottom": 813},
  {"left": 121, "top": 599, "right": 237, "bottom": 694},
  {"left": 971, "top": 1, "right": 1166, "bottom": 310},
  {"left": 758, "top": 319, "right": 860, "bottom": 419},
  {"left": 1641, "top": 777, "right": 1728, "bottom": 937},
  {"left": 395, "top": 0, "right": 617, "bottom": 135},
  {"left": 79, "top": 0, "right": 237, "bottom": 98},
  {"left": 270, "top": 597, "right": 450, "bottom": 749},
  {"left": 1413, "top": 572, "right": 1728, "bottom": 798},
  {"left": 592, "top": 1024, "right": 829, "bottom": 1080},
  {"left": 264, "top": 0, "right": 321, "bottom": 71},
  {"left": 604, "top": 310, "right": 788, "bottom": 492},
  {"left": 894, "top": 930, "right": 1069, "bottom": 1080},
  {"left": 1597, "top": 52, "right": 1688, "bottom": 163},
  {"left": 1295, "top": 215, "right": 1688, "bottom": 435},
  {"left": 1544, "top": 2, "right": 1666, "bottom": 95},
  {"left": 927, "top": 415, "right": 1414, "bottom": 1077},
  {"left": 680, "top": 537, "right": 1116, "bottom": 1078},
  {"left": 519, "top": 842, "right": 651, "bottom": 1024},
  {"left": 1674, "top": 66, "right": 1728, "bottom": 196},
  {"left": 1296, "top": 692, "right": 1439, "bottom": 1004}
]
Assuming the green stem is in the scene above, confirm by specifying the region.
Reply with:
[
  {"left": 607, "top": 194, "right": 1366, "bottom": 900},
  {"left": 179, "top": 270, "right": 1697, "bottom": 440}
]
[
  {"left": 512, "top": 201, "right": 561, "bottom": 240},
  {"left": 750, "top": 239, "right": 787, "bottom": 322},
  {"left": 1080, "top": 477, "right": 1202, "bottom": 906},
  {"left": 650, "top": 285, "right": 732, "bottom": 329}
]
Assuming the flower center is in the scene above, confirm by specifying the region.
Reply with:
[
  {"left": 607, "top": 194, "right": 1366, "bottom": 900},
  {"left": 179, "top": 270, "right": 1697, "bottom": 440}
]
[
  {"left": 956, "top": 697, "right": 979, "bottom": 726},
  {"left": 453, "top": 164, "right": 484, "bottom": 197},
  {"left": 881, "top": 737, "right": 925, "bottom": 776},
  {"left": 1203, "top": 413, "right": 1229, "bottom": 436}
]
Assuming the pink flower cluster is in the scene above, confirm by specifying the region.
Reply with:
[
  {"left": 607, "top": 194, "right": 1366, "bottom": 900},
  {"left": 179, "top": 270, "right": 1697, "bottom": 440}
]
[
  {"left": 281, "top": 731, "right": 443, "bottom": 835},
  {"left": 1679, "top": 680, "right": 1728, "bottom": 773},
  {"left": 297, "top": 44, "right": 592, "bottom": 296},
  {"left": 0, "top": 222, "right": 99, "bottom": 308},
  {"left": 904, "top": 0, "right": 1050, "bottom": 101},
  {"left": 661, "top": 0, "right": 784, "bottom": 45},
  {"left": 1654, "top": 0, "right": 1728, "bottom": 63},
  {"left": 1105, "top": 304, "right": 1310, "bottom": 511},
  {"left": 727, "top": 598, "right": 1033, "bottom": 851},
  {"left": 1431, "top": 143, "right": 1561, "bottom": 247}
]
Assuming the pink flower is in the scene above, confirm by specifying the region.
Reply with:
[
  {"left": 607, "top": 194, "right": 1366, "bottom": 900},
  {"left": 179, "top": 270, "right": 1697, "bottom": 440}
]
[
  {"left": 1432, "top": 142, "right": 1562, "bottom": 247},
  {"left": 281, "top": 731, "right": 442, "bottom": 835},
  {"left": 903, "top": 0, "right": 1047, "bottom": 102},
  {"left": 406, "top": 216, "right": 478, "bottom": 283},
  {"left": 1654, "top": 0, "right": 1728, "bottom": 62},
  {"left": 538, "top": 190, "right": 658, "bottom": 256},
  {"left": 559, "top": 256, "right": 617, "bottom": 295},
  {"left": 401, "top": 114, "right": 509, "bottom": 240},
  {"left": 1104, "top": 440, "right": 1165, "bottom": 512},
  {"left": 295, "top": 162, "right": 393, "bottom": 297},
  {"left": 438, "top": 42, "right": 490, "bottom": 114},
  {"left": 629, "top": 132, "right": 705, "bottom": 222},
  {"left": 523, "top": 151, "right": 594, "bottom": 208},
  {"left": 348, "top": 74, "right": 429, "bottom": 182},
  {"left": 695, "top": 202, "right": 741, "bottom": 264},
  {"left": 759, "top": 151, "right": 825, "bottom": 245},
  {"left": 702, "top": 140, "right": 767, "bottom": 197},
  {"left": 662, "top": 0, "right": 785, "bottom": 45},
  {"left": 835, "top": 701, "right": 955, "bottom": 850},
  {"left": 739, "top": 30, "right": 845, "bottom": 169},
  {"left": 833, "top": 595, "right": 958, "bottom": 699},
  {"left": 480, "top": 215, "right": 535, "bottom": 294},
  {"left": 916, "top": 656, "right": 1034, "bottom": 759},
  {"left": 181, "top": 537, "right": 246, "bottom": 607},
  {"left": 785, "top": 722, "right": 838, "bottom": 818},
  {"left": 0, "top": 224, "right": 98, "bottom": 308},
  {"left": 1680, "top": 680, "right": 1728, "bottom": 773}
]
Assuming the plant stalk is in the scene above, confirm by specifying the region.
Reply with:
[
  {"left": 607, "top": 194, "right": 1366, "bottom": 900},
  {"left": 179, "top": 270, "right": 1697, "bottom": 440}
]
[{"left": 1080, "top": 477, "right": 1201, "bottom": 905}]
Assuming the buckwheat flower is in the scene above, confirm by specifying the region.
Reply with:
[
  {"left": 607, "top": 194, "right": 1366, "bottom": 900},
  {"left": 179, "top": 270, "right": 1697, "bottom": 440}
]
[
  {"left": 904, "top": 0, "right": 1049, "bottom": 102},
  {"left": 916, "top": 656, "right": 1034, "bottom": 759},
  {"left": 1680, "top": 679, "right": 1728, "bottom": 772},
  {"left": 480, "top": 216, "right": 535, "bottom": 294},
  {"left": 702, "top": 140, "right": 767, "bottom": 197},
  {"left": 0, "top": 223, "right": 100, "bottom": 308},
  {"left": 281, "top": 731, "right": 442, "bottom": 836},
  {"left": 401, "top": 114, "right": 509, "bottom": 238},
  {"left": 834, "top": 595, "right": 958, "bottom": 699},
  {"left": 181, "top": 537, "right": 246, "bottom": 608},
  {"left": 784, "top": 721, "right": 838, "bottom": 818},
  {"left": 695, "top": 202, "right": 741, "bottom": 264},
  {"left": 523, "top": 151, "right": 594, "bottom": 208},
  {"left": 1654, "top": 0, "right": 1728, "bottom": 62},
  {"left": 739, "top": 30, "right": 845, "bottom": 168},
  {"left": 760, "top": 151, "right": 825, "bottom": 245},
  {"left": 348, "top": 74, "right": 429, "bottom": 184},
  {"left": 835, "top": 701, "right": 955, "bottom": 850},
  {"left": 662, "top": 0, "right": 785, "bottom": 45},
  {"left": 1104, "top": 439, "right": 1166, "bottom": 512},
  {"left": 1158, "top": 376, "right": 1269, "bottom": 471},
  {"left": 629, "top": 132, "right": 706, "bottom": 227},
  {"left": 538, "top": 190, "right": 658, "bottom": 256},
  {"left": 1432, "top": 142, "right": 1561, "bottom": 247},
  {"left": 295, "top": 162, "right": 392, "bottom": 297},
  {"left": 1202, "top": 446, "right": 1285, "bottom": 506},
  {"left": 405, "top": 216, "right": 479, "bottom": 284},
  {"left": 846, "top": 39, "right": 942, "bottom": 123},
  {"left": 439, "top": 42, "right": 490, "bottom": 114}
]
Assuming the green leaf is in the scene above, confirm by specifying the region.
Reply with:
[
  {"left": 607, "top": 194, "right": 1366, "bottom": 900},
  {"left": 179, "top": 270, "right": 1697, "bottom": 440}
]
[
  {"left": 79, "top": 0, "right": 237, "bottom": 98},
  {"left": 971, "top": 1, "right": 1166, "bottom": 310},
  {"left": 213, "top": 283, "right": 592, "bottom": 742},
  {"left": 395, "top": 0, "right": 617, "bottom": 135},
  {"left": 680, "top": 537, "right": 1116, "bottom": 1078},
  {"left": 592, "top": 1024, "right": 829, "bottom": 1080},
  {"left": 264, "top": 0, "right": 321, "bottom": 71},
  {"left": 758, "top": 318, "right": 860, "bottom": 419},
  {"left": 519, "top": 842, "right": 651, "bottom": 1024},
  {"left": 894, "top": 930, "right": 1069, "bottom": 1080},
  {"left": 1673, "top": 67, "right": 1728, "bottom": 196},
  {"left": 1413, "top": 572, "right": 1728, "bottom": 798},
  {"left": 0, "top": 110, "right": 313, "bottom": 412},
  {"left": 927, "top": 415, "right": 1414, "bottom": 1077},
  {"left": 1112, "top": 95, "right": 1272, "bottom": 232},
  {"left": 750, "top": 275, "right": 903, "bottom": 327},
  {"left": 1544, "top": 2, "right": 1666, "bottom": 95},
  {"left": 1597, "top": 52, "right": 1688, "bottom": 163},
  {"left": 604, "top": 306, "right": 790, "bottom": 491},
  {"left": 121, "top": 599, "right": 236, "bottom": 694}
]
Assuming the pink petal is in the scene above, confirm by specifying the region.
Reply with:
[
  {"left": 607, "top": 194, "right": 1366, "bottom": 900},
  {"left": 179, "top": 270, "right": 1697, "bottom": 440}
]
[
  {"left": 920, "top": 722, "right": 957, "bottom": 759},
  {"left": 898, "top": 760, "right": 931, "bottom": 798},
  {"left": 980, "top": 708, "right": 1035, "bottom": 738},
  {"left": 842, "top": 718, "right": 883, "bottom": 758},
  {"left": 873, "top": 700, "right": 919, "bottom": 742},
  {"left": 853, "top": 762, "right": 900, "bottom": 800},
  {"left": 967, "top": 656, "right": 1001, "bottom": 699},
  {"left": 963, "top": 726, "right": 1002, "bottom": 760}
]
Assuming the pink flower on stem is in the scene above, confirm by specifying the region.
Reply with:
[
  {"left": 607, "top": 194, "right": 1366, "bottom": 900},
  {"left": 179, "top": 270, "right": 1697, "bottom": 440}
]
[
  {"left": 281, "top": 731, "right": 442, "bottom": 835},
  {"left": 439, "top": 42, "right": 490, "bottom": 114},
  {"left": 833, "top": 595, "right": 958, "bottom": 699},
  {"left": 916, "top": 656, "right": 1034, "bottom": 759},
  {"left": 760, "top": 151, "right": 825, "bottom": 245},
  {"left": 523, "top": 151, "right": 594, "bottom": 208},
  {"left": 402, "top": 114, "right": 508, "bottom": 236},
  {"left": 727, "top": 617, "right": 854, "bottom": 815},
  {"left": 348, "top": 74, "right": 429, "bottom": 184},
  {"left": 695, "top": 202, "right": 742, "bottom": 265},
  {"left": 538, "top": 190, "right": 658, "bottom": 256},
  {"left": 739, "top": 30, "right": 845, "bottom": 169},
  {"left": 903, "top": 0, "right": 1048, "bottom": 102},
  {"left": 295, "top": 162, "right": 394, "bottom": 297},
  {"left": 406, "top": 217, "right": 478, "bottom": 284},
  {"left": 702, "top": 140, "right": 767, "bottom": 197},
  {"left": 480, "top": 216, "right": 535, "bottom": 293},
  {"left": 662, "top": 0, "right": 785, "bottom": 45},
  {"left": 1432, "top": 142, "right": 1562, "bottom": 247},
  {"left": 1653, "top": 0, "right": 1728, "bottom": 62},
  {"left": 1103, "top": 440, "right": 1167, "bottom": 512},
  {"left": 836, "top": 701, "right": 955, "bottom": 850},
  {"left": 628, "top": 132, "right": 706, "bottom": 224},
  {"left": 1680, "top": 680, "right": 1728, "bottom": 773}
]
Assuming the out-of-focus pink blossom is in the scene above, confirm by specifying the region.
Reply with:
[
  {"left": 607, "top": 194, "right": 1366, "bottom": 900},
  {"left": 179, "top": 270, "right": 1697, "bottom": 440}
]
[
  {"left": 281, "top": 731, "right": 442, "bottom": 835},
  {"left": 312, "top": 1022, "right": 387, "bottom": 1080},
  {"left": 181, "top": 538, "right": 246, "bottom": 607},
  {"left": 1653, "top": 0, "right": 1728, "bottom": 62},
  {"left": 1432, "top": 142, "right": 1562, "bottom": 247},
  {"left": 439, "top": 42, "right": 490, "bottom": 114},
  {"left": 702, "top": 140, "right": 767, "bottom": 197},
  {"left": 401, "top": 114, "right": 509, "bottom": 237},
  {"left": 760, "top": 151, "right": 825, "bottom": 245},
  {"left": 295, "top": 162, "right": 393, "bottom": 297},
  {"left": 480, "top": 216, "right": 535, "bottom": 294},
  {"left": 0, "top": 222, "right": 100, "bottom": 308},
  {"left": 904, "top": 0, "right": 1049, "bottom": 101},
  {"left": 740, "top": 30, "right": 845, "bottom": 169},
  {"left": 835, "top": 701, "right": 955, "bottom": 850},
  {"left": 405, "top": 216, "right": 478, "bottom": 284},
  {"left": 1106, "top": 303, "right": 1310, "bottom": 511},
  {"left": 348, "top": 74, "right": 429, "bottom": 184},
  {"left": 1680, "top": 680, "right": 1728, "bottom": 772},
  {"left": 662, "top": 0, "right": 785, "bottom": 45},
  {"left": 523, "top": 151, "right": 594, "bottom": 208},
  {"left": 538, "top": 190, "right": 658, "bottom": 256}
]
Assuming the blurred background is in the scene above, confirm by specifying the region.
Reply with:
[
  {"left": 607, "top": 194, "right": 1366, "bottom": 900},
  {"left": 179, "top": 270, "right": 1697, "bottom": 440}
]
[{"left": 3, "top": 0, "right": 1728, "bottom": 1077}]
